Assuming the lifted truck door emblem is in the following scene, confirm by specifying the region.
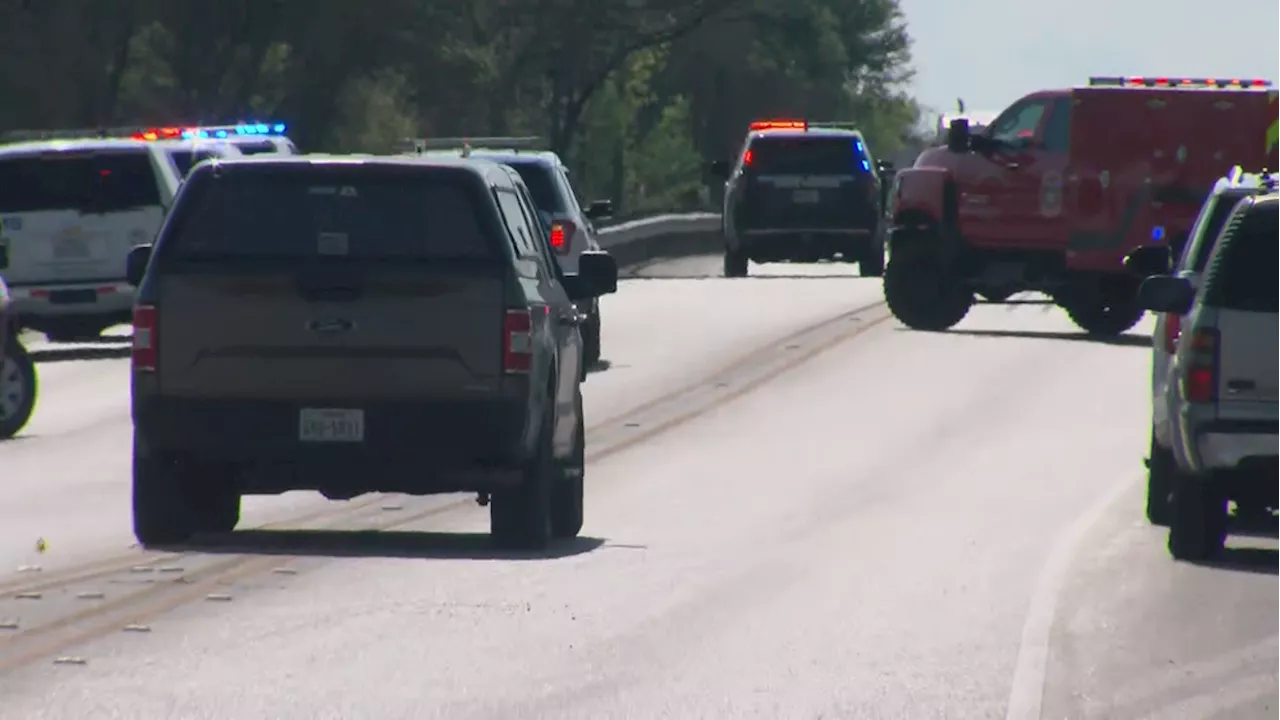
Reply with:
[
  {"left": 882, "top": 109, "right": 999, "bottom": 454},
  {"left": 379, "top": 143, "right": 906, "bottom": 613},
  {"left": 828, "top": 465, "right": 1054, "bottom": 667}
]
[{"left": 307, "top": 318, "right": 355, "bottom": 334}]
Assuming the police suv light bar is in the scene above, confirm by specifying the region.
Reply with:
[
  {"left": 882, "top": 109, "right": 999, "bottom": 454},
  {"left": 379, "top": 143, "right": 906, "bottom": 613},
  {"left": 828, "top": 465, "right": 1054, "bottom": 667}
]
[
  {"left": 399, "top": 136, "right": 547, "bottom": 154},
  {"left": 0, "top": 121, "right": 288, "bottom": 144},
  {"left": 1087, "top": 76, "right": 1273, "bottom": 88},
  {"left": 748, "top": 120, "right": 807, "bottom": 131}
]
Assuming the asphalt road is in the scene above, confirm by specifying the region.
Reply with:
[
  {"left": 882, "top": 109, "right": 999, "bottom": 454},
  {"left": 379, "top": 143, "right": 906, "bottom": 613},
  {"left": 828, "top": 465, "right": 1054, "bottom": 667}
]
[{"left": 0, "top": 256, "right": 1274, "bottom": 720}]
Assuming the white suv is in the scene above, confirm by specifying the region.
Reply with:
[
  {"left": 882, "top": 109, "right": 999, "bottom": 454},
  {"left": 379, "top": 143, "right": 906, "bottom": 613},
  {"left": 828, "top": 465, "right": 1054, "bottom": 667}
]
[
  {"left": 1136, "top": 192, "right": 1278, "bottom": 560},
  {"left": 1126, "top": 168, "right": 1277, "bottom": 526},
  {"left": 0, "top": 138, "right": 181, "bottom": 342}
]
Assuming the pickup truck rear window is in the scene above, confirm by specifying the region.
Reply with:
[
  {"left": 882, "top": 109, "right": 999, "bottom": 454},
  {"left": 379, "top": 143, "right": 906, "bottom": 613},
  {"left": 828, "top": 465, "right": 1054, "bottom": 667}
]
[
  {"left": 0, "top": 150, "right": 161, "bottom": 214},
  {"left": 503, "top": 161, "right": 567, "bottom": 214},
  {"left": 747, "top": 137, "right": 868, "bottom": 175},
  {"left": 1205, "top": 201, "right": 1278, "bottom": 312},
  {"left": 165, "top": 170, "right": 495, "bottom": 260}
]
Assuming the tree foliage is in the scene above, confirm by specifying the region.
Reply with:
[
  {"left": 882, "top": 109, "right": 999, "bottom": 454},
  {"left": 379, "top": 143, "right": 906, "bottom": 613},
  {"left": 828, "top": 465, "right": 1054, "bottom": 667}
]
[{"left": 0, "top": 0, "right": 920, "bottom": 216}]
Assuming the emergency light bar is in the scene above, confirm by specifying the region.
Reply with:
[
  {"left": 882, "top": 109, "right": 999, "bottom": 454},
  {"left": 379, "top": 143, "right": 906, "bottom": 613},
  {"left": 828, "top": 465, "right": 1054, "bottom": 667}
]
[
  {"left": 1087, "top": 76, "right": 1273, "bottom": 88},
  {"left": 398, "top": 136, "right": 547, "bottom": 155},
  {"left": 175, "top": 123, "right": 288, "bottom": 140},
  {"left": 0, "top": 121, "right": 288, "bottom": 144},
  {"left": 748, "top": 120, "right": 807, "bottom": 131}
]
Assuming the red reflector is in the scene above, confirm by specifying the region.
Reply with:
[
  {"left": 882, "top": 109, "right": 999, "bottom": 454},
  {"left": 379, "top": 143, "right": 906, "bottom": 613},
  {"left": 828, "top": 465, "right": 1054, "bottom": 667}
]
[
  {"left": 503, "top": 308, "right": 533, "bottom": 374},
  {"left": 132, "top": 305, "right": 158, "bottom": 372}
]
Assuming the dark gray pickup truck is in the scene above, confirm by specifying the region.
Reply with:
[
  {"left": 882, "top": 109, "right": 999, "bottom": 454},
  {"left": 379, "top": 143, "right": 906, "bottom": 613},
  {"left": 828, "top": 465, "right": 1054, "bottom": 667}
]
[
  {"left": 0, "top": 243, "right": 38, "bottom": 439},
  {"left": 126, "top": 155, "right": 618, "bottom": 550}
]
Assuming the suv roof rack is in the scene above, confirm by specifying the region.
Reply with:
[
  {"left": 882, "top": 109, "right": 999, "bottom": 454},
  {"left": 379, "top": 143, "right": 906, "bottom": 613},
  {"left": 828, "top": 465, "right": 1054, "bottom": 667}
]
[{"left": 398, "top": 136, "right": 547, "bottom": 156}]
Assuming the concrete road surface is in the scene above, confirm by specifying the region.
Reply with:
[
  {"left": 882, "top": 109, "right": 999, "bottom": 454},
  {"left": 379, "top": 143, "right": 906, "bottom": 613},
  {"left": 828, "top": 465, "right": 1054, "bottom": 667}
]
[{"left": 0, "top": 256, "right": 1274, "bottom": 720}]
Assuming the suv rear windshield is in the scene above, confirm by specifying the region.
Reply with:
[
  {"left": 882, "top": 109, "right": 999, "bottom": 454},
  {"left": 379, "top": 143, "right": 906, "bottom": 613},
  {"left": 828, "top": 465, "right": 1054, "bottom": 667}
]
[
  {"left": 502, "top": 161, "right": 567, "bottom": 213},
  {"left": 233, "top": 141, "right": 279, "bottom": 156},
  {"left": 0, "top": 150, "right": 161, "bottom": 214},
  {"left": 1183, "top": 191, "right": 1252, "bottom": 271},
  {"left": 746, "top": 136, "right": 868, "bottom": 175},
  {"left": 1205, "top": 201, "right": 1278, "bottom": 312},
  {"left": 165, "top": 169, "right": 495, "bottom": 260}
]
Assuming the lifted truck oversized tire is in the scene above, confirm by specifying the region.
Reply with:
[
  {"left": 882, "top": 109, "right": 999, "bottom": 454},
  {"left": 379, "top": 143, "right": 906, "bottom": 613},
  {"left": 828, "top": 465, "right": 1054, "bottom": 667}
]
[
  {"left": 1146, "top": 436, "right": 1175, "bottom": 526},
  {"left": 883, "top": 251, "right": 972, "bottom": 331},
  {"left": 1064, "top": 299, "right": 1144, "bottom": 337},
  {"left": 490, "top": 406, "right": 556, "bottom": 550},
  {"left": 1167, "top": 472, "right": 1227, "bottom": 561},
  {"left": 550, "top": 394, "right": 586, "bottom": 539},
  {"left": 723, "top": 249, "right": 748, "bottom": 278},
  {"left": 0, "top": 339, "right": 37, "bottom": 440}
]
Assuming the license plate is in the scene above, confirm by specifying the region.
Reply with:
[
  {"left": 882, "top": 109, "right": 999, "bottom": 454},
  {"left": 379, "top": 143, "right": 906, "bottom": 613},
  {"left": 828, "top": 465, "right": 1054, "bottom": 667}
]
[
  {"left": 792, "top": 189, "right": 820, "bottom": 204},
  {"left": 53, "top": 236, "right": 90, "bottom": 259},
  {"left": 299, "top": 408, "right": 364, "bottom": 443}
]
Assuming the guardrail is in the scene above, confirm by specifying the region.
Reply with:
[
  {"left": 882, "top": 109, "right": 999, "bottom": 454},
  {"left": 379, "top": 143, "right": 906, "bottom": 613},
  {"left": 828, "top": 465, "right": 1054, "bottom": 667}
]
[{"left": 594, "top": 212, "right": 723, "bottom": 268}]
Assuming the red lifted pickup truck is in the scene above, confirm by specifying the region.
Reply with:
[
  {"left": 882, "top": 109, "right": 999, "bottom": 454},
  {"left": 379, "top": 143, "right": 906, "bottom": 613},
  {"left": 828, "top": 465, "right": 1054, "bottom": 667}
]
[{"left": 885, "top": 76, "right": 1278, "bottom": 336}]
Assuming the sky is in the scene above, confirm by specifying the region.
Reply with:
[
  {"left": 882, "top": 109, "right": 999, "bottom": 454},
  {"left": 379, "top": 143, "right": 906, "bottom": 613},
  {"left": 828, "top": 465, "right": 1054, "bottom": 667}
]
[{"left": 897, "top": 0, "right": 1280, "bottom": 121}]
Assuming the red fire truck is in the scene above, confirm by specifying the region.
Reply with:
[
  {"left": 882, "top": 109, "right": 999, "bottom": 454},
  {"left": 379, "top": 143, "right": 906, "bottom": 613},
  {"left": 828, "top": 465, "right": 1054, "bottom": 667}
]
[{"left": 885, "top": 76, "right": 1279, "bottom": 335}]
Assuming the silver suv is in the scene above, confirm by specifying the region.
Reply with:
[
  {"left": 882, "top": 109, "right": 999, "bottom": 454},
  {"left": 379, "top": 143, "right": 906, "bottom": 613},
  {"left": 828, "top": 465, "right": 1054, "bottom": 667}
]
[
  {"left": 1125, "top": 167, "right": 1277, "bottom": 526},
  {"left": 1136, "top": 192, "right": 1278, "bottom": 561}
]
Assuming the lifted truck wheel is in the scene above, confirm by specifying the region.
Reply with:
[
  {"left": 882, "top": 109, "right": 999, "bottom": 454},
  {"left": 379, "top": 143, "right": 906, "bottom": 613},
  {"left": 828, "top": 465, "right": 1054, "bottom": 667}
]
[
  {"left": 1146, "top": 437, "right": 1175, "bottom": 526},
  {"left": 550, "top": 394, "right": 585, "bottom": 539},
  {"left": 1167, "top": 473, "right": 1227, "bottom": 561},
  {"left": 723, "top": 249, "right": 748, "bottom": 278},
  {"left": 0, "top": 340, "right": 37, "bottom": 440},
  {"left": 490, "top": 406, "right": 555, "bottom": 550},
  {"left": 883, "top": 250, "right": 972, "bottom": 331},
  {"left": 1064, "top": 301, "right": 1146, "bottom": 338}
]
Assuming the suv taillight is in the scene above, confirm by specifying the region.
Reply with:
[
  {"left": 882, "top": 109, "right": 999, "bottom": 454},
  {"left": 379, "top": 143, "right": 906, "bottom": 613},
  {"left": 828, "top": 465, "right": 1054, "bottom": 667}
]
[
  {"left": 1180, "top": 327, "right": 1218, "bottom": 403},
  {"left": 132, "top": 304, "right": 158, "bottom": 372},
  {"left": 549, "top": 222, "right": 575, "bottom": 255},
  {"left": 1162, "top": 313, "right": 1181, "bottom": 353},
  {"left": 503, "top": 309, "right": 533, "bottom": 374}
]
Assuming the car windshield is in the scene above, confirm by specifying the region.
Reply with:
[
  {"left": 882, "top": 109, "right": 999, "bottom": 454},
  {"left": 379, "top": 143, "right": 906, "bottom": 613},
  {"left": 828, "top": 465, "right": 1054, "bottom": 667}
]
[
  {"left": 747, "top": 136, "right": 867, "bottom": 175},
  {"left": 503, "top": 160, "right": 567, "bottom": 213},
  {"left": 165, "top": 169, "right": 495, "bottom": 260},
  {"left": 0, "top": 150, "right": 161, "bottom": 213}
]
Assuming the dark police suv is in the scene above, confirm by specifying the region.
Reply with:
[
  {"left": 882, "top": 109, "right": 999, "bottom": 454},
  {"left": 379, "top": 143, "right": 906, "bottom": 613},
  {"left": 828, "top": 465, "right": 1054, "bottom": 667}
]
[{"left": 711, "top": 120, "right": 892, "bottom": 278}]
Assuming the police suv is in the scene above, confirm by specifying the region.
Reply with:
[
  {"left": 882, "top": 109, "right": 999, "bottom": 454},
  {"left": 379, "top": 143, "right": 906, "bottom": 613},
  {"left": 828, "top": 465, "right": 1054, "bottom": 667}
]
[
  {"left": 0, "top": 130, "right": 182, "bottom": 342},
  {"left": 711, "top": 120, "right": 892, "bottom": 278}
]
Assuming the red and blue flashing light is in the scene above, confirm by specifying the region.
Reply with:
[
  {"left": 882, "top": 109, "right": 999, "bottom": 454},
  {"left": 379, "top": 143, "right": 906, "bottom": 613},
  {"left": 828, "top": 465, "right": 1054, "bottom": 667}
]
[{"left": 131, "top": 122, "right": 288, "bottom": 141}]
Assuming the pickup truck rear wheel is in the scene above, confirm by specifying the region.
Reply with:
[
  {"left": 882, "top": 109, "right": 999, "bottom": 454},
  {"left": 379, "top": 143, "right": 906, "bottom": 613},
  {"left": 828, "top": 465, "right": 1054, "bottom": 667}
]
[
  {"left": 0, "top": 341, "right": 37, "bottom": 439},
  {"left": 551, "top": 394, "right": 586, "bottom": 539},
  {"left": 132, "top": 447, "right": 195, "bottom": 546},
  {"left": 723, "top": 249, "right": 748, "bottom": 278},
  {"left": 1167, "top": 473, "right": 1227, "bottom": 561},
  {"left": 1145, "top": 436, "right": 1175, "bottom": 526},
  {"left": 883, "top": 249, "right": 972, "bottom": 331},
  {"left": 490, "top": 406, "right": 555, "bottom": 550},
  {"left": 189, "top": 466, "right": 242, "bottom": 535},
  {"left": 1065, "top": 301, "right": 1144, "bottom": 337}
]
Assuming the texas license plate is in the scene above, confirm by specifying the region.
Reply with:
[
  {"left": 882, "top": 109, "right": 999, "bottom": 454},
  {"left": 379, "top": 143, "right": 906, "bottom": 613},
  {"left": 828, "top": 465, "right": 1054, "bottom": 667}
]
[
  {"left": 299, "top": 408, "right": 364, "bottom": 443},
  {"left": 792, "top": 189, "right": 820, "bottom": 204}
]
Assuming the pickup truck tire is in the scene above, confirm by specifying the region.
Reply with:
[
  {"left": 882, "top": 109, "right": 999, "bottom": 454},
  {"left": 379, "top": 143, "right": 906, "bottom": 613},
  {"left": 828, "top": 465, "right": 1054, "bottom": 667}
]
[
  {"left": 0, "top": 340, "right": 37, "bottom": 440},
  {"left": 723, "top": 249, "right": 748, "bottom": 278},
  {"left": 132, "top": 449, "right": 195, "bottom": 546},
  {"left": 883, "top": 250, "right": 972, "bottom": 331},
  {"left": 1167, "top": 473, "right": 1227, "bottom": 561},
  {"left": 860, "top": 241, "right": 885, "bottom": 278},
  {"left": 551, "top": 394, "right": 586, "bottom": 539},
  {"left": 190, "top": 469, "right": 241, "bottom": 535},
  {"left": 490, "top": 404, "right": 555, "bottom": 550},
  {"left": 1065, "top": 301, "right": 1144, "bottom": 337},
  {"left": 1145, "top": 437, "right": 1175, "bottom": 526},
  {"left": 582, "top": 315, "right": 601, "bottom": 368}
]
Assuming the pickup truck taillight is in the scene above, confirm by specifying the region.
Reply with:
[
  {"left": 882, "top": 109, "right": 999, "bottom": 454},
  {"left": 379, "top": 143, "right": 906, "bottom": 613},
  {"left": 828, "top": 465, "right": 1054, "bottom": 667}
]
[
  {"left": 503, "top": 308, "right": 533, "bottom": 374},
  {"left": 1180, "top": 327, "right": 1218, "bottom": 403},
  {"left": 132, "top": 304, "right": 158, "bottom": 372},
  {"left": 549, "top": 222, "right": 575, "bottom": 255}
]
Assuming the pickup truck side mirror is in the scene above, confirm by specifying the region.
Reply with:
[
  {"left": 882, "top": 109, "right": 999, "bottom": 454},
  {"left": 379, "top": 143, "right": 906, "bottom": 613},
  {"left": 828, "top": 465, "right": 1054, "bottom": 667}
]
[
  {"left": 1136, "top": 275, "right": 1194, "bottom": 314},
  {"left": 126, "top": 244, "right": 153, "bottom": 287},
  {"left": 563, "top": 250, "right": 618, "bottom": 300},
  {"left": 946, "top": 119, "right": 971, "bottom": 154}
]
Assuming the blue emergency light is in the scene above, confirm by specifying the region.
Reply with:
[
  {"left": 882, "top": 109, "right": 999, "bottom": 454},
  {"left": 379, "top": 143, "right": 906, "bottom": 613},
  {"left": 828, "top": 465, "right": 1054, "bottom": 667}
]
[{"left": 180, "top": 122, "right": 288, "bottom": 140}]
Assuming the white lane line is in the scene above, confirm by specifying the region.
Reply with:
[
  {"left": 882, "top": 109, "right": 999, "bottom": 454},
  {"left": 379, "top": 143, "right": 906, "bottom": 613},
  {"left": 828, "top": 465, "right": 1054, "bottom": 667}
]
[{"left": 1004, "top": 474, "right": 1137, "bottom": 720}]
